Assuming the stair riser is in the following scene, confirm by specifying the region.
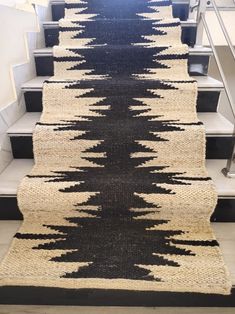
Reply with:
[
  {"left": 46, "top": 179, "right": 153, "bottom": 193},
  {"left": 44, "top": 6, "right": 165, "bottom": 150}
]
[
  {"left": 51, "top": 3, "right": 189, "bottom": 22},
  {"left": 45, "top": 26, "right": 197, "bottom": 48},
  {"left": 10, "top": 137, "right": 33, "bottom": 159},
  {"left": 34, "top": 55, "right": 210, "bottom": 77},
  {"left": 0, "top": 198, "right": 23, "bottom": 220},
  {"left": 24, "top": 90, "right": 221, "bottom": 113},
  {"left": 0, "top": 196, "right": 234, "bottom": 222},
  {"left": 9, "top": 135, "right": 233, "bottom": 160},
  {"left": 212, "top": 199, "right": 235, "bottom": 222},
  {"left": 206, "top": 137, "right": 234, "bottom": 159}
]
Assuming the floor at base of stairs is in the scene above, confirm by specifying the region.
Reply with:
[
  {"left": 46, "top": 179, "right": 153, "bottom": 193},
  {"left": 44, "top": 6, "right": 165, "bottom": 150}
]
[
  {"left": 0, "top": 306, "right": 235, "bottom": 314},
  {"left": 0, "top": 305, "right": 235, "bottom": 314}
]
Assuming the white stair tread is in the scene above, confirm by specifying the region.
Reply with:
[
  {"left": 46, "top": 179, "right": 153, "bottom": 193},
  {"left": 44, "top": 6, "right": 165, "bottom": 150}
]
[
  {"left": 0, "top": 159, "right": 34, "bottom": 195},
  {"left": 198, "top": 112, "right": 234, "bottom": 135},
  {"left": 189, "top": 46, "right": 213, "bottom": 55},
  {"left": 7, "top": 112, "right": 233, "bottom": 136},
  {"left": 206, "top": 159, "right": 235, "bottom": 197},
  {"left": 212, "top": 223, "right": 235, "bottom": 284},
  {"left": 0, "top": 159, "right": 234, "bottom": 197},
  {"left": 34, "top": 46, "right": 213, "bottom": 56},
  {"left": 34, "top": 48, "right": 53, "bottom": 56},
  {"left": 21, "top": 76, "right": 50, "bottom": 90},
  {"left": 194, "top": 76, "right": 223, "bottom": 89},
  {"left": 7, "top": 112, "right": 40, "bottom": 135},
  {"left": 21, "top": 76, "right": 51, "bottom": 91},
  {"left": 21, "top": 76, "right": 224, "bottom": 91}
]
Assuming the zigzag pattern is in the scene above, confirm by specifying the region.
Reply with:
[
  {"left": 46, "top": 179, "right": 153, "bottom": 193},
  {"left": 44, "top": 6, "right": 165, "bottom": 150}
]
[{"left": 0, "top": 0, "right": 231, "bottom": 295}]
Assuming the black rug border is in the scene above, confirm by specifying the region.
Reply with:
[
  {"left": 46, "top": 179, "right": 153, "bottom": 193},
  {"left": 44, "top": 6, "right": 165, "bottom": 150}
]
[{"left": 0, "top": 286, "right": 234, "bottom": 306}]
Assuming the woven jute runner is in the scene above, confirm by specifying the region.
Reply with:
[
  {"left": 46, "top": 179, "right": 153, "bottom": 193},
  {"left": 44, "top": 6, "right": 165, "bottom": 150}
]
[{"left": 0, "top": 0, "right": 232, "bottom": 295}]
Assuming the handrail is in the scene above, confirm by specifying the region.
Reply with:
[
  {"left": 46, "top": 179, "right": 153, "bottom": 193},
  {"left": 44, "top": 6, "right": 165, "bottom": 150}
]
[{"left": 195, "top": 1, "right": 235, "bottom": 177}]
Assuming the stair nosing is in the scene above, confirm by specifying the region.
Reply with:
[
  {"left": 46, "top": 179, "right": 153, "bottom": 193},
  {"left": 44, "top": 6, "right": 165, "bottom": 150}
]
[
  {"left": 33, "top": 47, "right": 213, "bottom": 57},
  {"left": 43, "top": 19, "right": 197, "bottom": 28},
  {"left": 6, "top": 112, "right": 234, "bottom": 136},
  {"left": 21, "top": 76, "right": 224, "bottom": 91},
  {"left": 1, "top": 159, "right": 234, "bottom": 198}
]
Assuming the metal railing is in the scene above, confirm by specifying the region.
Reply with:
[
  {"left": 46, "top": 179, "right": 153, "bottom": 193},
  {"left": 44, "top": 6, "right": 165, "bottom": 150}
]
[{"left": 190, "top": 0, "right": 235, "bottom": 178}]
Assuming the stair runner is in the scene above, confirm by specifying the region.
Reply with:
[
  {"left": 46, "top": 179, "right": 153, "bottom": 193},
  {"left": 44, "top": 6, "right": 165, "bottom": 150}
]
[{"left": 0, "top": 0, "right": 232, "bottom": 295}]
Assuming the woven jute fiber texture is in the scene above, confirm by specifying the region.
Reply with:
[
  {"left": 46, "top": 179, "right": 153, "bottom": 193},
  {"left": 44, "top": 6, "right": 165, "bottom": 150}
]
[{"left": 0, "top": 0, "right": 232, "bottom": 295}]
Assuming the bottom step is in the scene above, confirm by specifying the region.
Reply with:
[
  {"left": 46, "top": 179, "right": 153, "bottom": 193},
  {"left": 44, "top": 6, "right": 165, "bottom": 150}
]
[
  {"left": 0, "top": 160, "right": 235, "bottom": 221},
  {"left": 0, "top": 221, "right": 235, "bottom": 306},
  {"left": 0, "top": 286, "right": 234, "bottom": 306},
  {"left": 0, "top": 221, "right": 234, "bottom": 306}
]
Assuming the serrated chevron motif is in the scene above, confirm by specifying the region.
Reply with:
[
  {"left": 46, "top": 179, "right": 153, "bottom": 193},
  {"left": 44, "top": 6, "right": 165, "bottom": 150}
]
[{"left": 0, "top": 0, "right": 231, "bottom": 295}]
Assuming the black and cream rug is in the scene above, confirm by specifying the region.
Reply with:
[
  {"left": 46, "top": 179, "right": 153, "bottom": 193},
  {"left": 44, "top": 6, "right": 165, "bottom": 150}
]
[{"left": 0, "top": 0, "right": 231, "bottom": 295}]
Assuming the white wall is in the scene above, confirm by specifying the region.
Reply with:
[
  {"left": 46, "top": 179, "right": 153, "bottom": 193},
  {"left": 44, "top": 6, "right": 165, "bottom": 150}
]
[
  {"left": 0, "top": 2, "right": 51, "bottom": 109},
  {"left": 0, "top": 6, "right": 37, "bottom": 108},
  {"left": 0, "top": 3, "right": 51, "bottom": 172},
  {"left": 0, "top": 0, "right": 49, "bottom": 12}
]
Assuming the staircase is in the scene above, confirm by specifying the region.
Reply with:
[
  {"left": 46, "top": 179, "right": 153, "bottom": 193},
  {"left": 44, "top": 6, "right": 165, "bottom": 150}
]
[{"left": 0, "top": 0, "right": 235, "bottom": 306}]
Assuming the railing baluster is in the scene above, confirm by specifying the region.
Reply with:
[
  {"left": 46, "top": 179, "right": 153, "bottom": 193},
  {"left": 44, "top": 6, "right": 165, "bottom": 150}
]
[
  {"left": 200, "top": 13, "right": 235, "bottom": 178},
  {"left": 189, "top": 0, "right": 198, "bottom": 19},
  {"left": 190, "top": 0, "right": 235, "bottom": 177},
  {"left": 209, "top": 0, "right": 235, "bottom": 177},
  {"left": 195, "top": 0, "right": 208, "bottom": 46}
]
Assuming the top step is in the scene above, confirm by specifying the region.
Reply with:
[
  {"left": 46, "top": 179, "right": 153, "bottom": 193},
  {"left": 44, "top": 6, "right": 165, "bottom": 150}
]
[{"left": 50, "top": 0, "right": 190, "bottom": 21}]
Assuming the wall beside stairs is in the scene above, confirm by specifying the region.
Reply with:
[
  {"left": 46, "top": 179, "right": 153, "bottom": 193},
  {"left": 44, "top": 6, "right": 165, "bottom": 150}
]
[{"left": 0, "top": 3, "right": 51, "bottom": 172}]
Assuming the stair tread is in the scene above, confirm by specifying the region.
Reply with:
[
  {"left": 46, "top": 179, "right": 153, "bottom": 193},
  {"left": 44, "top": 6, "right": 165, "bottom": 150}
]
[
  {"left": 21, "top": 76, "right": 50, "bottom": 90},
  {"left": 21, "top": 76, "right": 224, "bottom": 91},
  {"left": 206, "top": 159, "right": 235, "bottom": 197},
  {"left": 7, "top": 113, "right": 40, "bottom": 135},
  {"left": 195, "top": 76, "right": 223, "bottom": 89},
  {"left": 0, "top": 159, "right": 234, "bottom": 197},
  {"left": 34, "top": 46, "right": 213, "bottom": 56},
  {"left": 213, "top": 223, "right": 235, "bottom": 285},
  {"left": 7, "top": 112, "right": 233, "bottom": 136},
  {"left": 198, "top": 112, "right": 234, "bottom": 135},
  {"left": 0, "top": 159, "right": 34, "bottom": 195}
]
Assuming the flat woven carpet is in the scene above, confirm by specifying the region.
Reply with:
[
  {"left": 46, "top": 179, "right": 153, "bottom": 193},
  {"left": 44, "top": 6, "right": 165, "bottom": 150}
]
[{"left": 0, "top": 0, "right": 232, "bottom": 295}]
